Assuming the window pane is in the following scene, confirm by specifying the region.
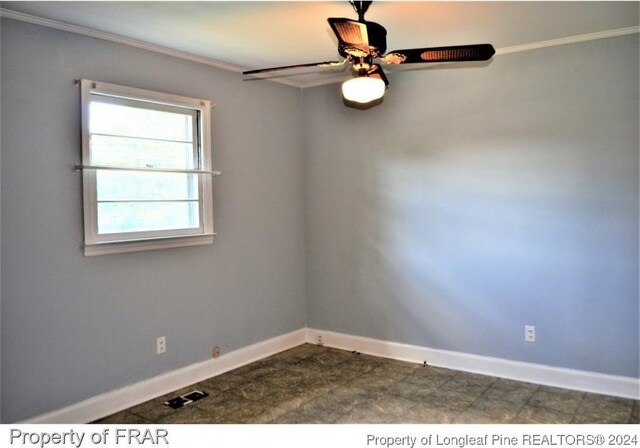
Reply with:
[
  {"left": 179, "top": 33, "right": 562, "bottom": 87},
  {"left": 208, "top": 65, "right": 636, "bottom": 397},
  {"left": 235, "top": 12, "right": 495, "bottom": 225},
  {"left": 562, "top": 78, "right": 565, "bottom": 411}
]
[
  {"left": 96, "top": 171, "right": 199, "bottom": 201},
  {"left": 97, "top": 201, "right": 200, "bottom": 234},
  {"left": 91, "top": 135, "right": 195, "bottom": 169},
  {"left": 90, "top": 100, "right": 194, "bottom": 142}
]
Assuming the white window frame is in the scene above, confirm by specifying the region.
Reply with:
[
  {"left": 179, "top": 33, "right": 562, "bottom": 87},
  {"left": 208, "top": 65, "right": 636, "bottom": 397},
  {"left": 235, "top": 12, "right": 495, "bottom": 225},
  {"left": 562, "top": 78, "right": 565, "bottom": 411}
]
[{"left": 80, "top": 80, "right": 216, "bottom": 256}]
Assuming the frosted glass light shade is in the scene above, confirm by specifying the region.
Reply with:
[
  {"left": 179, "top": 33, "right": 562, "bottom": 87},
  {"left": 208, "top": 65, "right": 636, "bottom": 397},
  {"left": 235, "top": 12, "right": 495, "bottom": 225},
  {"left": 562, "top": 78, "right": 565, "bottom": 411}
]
[{"left": 341, "top": 77, "right": 385, "bottom": 104}]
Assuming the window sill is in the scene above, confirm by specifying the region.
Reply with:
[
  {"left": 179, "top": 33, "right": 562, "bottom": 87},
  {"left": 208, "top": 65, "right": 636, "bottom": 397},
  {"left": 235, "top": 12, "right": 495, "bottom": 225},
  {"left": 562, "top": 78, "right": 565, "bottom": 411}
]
[{"left": 83, "top": 234, "right": 215, "bottom": 256}]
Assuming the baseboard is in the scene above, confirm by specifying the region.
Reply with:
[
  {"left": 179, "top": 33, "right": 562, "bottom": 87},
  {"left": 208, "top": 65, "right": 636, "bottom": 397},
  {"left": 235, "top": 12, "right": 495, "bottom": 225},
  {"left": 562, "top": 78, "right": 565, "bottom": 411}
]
[
  {"left": 304, "top": 328, "right": 639, "bottom": 400},
  {"left": 21, "top": 325, "right": 638, "bottom": 423},
  {"left": 23, "top": 328, "right": 307, "bottom": 424}
]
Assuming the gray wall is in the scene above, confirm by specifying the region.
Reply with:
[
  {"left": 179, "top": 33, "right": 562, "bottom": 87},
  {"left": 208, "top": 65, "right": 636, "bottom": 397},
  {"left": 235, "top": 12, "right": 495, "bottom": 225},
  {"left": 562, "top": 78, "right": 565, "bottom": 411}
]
[
  {"left": 0, "top": 19, "right": 307, "bottom": 423},
  {"left": 304, "top": 35, "right": 639, "bottom": 378}
]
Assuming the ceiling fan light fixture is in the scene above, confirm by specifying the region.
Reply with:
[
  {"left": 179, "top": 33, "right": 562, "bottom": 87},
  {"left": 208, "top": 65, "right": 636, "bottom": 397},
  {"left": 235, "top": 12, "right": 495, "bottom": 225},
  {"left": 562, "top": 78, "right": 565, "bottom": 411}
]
[{"left": 341, "top": 76, "right": 385, "bottom": 104}]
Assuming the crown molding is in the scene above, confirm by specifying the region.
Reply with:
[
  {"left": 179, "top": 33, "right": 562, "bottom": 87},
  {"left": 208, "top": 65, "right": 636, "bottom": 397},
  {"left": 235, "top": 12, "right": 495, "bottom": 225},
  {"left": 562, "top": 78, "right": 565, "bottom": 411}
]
[
  {"left": 495, "top": 25, "right": 640, "bottom": 56},
  {"left": 0, "top": 8, "right": 304, "bottom": 89},
  {"left": 2, "top": 8, "right": 637, "bottom": 90}
]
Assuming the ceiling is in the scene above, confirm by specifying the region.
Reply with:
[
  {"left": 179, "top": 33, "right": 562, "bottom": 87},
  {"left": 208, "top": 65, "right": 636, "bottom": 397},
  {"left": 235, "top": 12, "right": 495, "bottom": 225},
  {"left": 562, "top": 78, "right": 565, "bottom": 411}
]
[{"left": 1, "top": 1, "right": 638, "bottom": 87}]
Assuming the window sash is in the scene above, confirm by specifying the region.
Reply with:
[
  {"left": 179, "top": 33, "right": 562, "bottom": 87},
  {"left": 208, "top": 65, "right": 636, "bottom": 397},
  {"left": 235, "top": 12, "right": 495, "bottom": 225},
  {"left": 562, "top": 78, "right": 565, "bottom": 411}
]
[
  {"left": 80, "top": 80, "right": 214, "bottom": 253},
  {"left": 94, "top": 197, "right": 203, "bottom": 241}
]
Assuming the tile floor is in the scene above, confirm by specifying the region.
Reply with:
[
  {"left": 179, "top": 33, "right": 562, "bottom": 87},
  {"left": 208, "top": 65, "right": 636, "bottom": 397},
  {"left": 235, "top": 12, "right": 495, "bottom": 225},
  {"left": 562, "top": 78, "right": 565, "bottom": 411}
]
[{"left": 94, "top": 344, "right": 639, "bottom": 424}]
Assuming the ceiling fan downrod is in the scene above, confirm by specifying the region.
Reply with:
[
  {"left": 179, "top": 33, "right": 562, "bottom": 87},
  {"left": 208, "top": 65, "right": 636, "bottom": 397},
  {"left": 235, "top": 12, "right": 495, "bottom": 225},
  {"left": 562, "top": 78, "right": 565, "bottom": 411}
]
[{"left": 350, "top": 0, "right": 372, "bottom": 22}]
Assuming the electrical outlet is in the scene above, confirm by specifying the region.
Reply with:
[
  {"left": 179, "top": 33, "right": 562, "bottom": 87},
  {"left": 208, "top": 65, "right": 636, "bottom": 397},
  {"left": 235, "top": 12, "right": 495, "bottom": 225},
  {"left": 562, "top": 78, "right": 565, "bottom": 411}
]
[
  {"left": 212, "top": 345, "right": 221, "bottom": 358},
  {"left": 157, "top": 336, "right": 166, "bottom": 354},
  {"left": 316, "top": 335, "right": 325, "bottom": 346},
  {"left": 525, "top": 325, "right": 536, "bottom": 342}
]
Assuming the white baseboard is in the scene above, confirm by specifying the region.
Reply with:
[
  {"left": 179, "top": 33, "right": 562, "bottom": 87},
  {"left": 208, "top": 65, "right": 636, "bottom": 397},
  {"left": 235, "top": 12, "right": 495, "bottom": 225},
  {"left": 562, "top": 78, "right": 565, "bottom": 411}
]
[
  {"left": 305, "top": 328, "right": 640, "bottom": 400},
  {"left": 23, "top": 328, "right": 307, "bottom": 424},
  {"left": 22, "top": 326, "right": 638, "bottom": 423}
]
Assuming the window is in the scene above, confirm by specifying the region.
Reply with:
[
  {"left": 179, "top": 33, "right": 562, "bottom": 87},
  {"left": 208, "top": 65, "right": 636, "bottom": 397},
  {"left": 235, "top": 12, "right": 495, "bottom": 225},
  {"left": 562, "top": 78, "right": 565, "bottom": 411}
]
[{"left": 80, "top": 80, "right": 217, "bottom": 255}]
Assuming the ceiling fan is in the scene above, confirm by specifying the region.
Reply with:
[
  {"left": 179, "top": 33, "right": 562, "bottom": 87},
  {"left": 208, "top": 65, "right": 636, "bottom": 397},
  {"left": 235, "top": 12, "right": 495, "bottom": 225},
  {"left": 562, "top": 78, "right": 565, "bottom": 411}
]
[{"left": 242, "top": 1, "right": 496, "bottom": 105}]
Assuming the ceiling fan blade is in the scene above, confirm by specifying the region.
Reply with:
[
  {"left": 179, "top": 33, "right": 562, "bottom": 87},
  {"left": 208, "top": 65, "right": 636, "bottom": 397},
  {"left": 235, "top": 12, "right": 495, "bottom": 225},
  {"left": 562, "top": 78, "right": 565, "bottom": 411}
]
[
  {"left": 243, "top": 60, "right": 345, "bottom": 76},
  {"left": 383, "top": 44, "right": 495, "bottom": 64},
  {"left": 369, "top": 64, "right": 389, "bottom": 86},
  {"left": 328, "top": 18, "right": 369, "bottom": 53}
]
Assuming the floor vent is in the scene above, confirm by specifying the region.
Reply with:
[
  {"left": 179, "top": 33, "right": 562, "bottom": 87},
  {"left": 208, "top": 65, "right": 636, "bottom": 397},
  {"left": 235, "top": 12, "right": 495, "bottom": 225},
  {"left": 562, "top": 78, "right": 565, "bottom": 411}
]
[{"left": 163, "top": 390, "right": 208, "bottom": 409}]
